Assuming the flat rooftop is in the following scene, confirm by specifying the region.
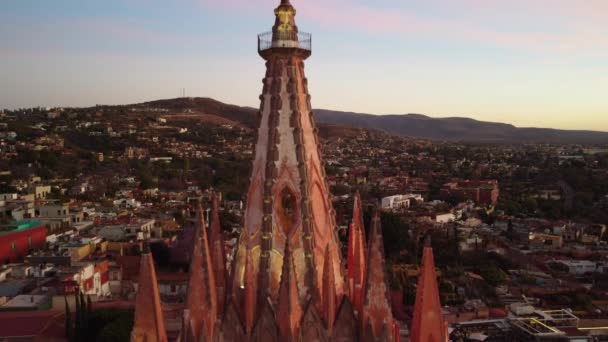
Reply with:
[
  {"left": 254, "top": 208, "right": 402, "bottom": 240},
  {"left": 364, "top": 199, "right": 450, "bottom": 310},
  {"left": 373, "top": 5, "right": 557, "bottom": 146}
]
[
  {"left": 1, "top": 295, "right": 49, "bottom": 309},
  {"left": 0, "top": 221, "right": 44, "bottom": 237}
]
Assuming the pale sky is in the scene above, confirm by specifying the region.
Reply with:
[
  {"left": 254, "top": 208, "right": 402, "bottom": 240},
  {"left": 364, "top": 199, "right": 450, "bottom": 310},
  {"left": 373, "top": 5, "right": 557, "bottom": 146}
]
[{"left": 1, "top": 0, "right": 607, "bottom": 131}]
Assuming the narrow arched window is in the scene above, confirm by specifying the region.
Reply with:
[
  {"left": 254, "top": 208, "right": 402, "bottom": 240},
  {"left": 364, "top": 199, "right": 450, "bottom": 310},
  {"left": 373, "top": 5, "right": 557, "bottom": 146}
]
[{"left": 278, "top": 188, "right": 297, "bottom": 236}]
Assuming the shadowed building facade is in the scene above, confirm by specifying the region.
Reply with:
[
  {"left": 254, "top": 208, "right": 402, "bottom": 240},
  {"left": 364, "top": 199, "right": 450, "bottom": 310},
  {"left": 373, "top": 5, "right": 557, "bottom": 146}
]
[{"left": 130, "top": 1, "right": 447, "bottom": 341}]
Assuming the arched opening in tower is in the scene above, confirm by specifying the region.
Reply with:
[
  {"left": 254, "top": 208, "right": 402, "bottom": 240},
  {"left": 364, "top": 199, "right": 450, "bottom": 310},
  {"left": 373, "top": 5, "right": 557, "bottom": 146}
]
[{"left": 277, "top": 187, "right": 297, "bottom": 236}]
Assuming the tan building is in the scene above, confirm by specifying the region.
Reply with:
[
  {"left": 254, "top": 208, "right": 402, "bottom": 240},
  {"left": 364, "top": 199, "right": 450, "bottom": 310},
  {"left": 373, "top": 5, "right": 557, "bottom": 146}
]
[
  {"left": 36, "top": 202, "right": 84, "bottom": 232},
  {"left": 33, "top": 185, "right": 52, "bottom": 200}
]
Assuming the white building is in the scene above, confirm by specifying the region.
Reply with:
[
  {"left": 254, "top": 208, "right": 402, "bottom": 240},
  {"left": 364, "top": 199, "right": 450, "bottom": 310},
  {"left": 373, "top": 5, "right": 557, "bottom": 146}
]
[
  {"left": 553, "top": 260, "right": 604, "bottom": 276},
  {"left": 436, "top": 213, "right": 456, "bottom": 223},
  {"left": 0, "top": 193, "right": 18, "bottom": 201},
  {"left": 97, "top": 219, "right": 156, "bottom": 241},
  {"left": 32, "top": 185, "right": 52, "bottom": 200},
  {"left": 0, "top": 198, "right": 36, "bottom": 222},
  {"left": 381, "top": 194, "right": 424, "bottom": 211},
  {"left": 70, "top": 262, "right": 111, "bottom": 297},
  {"left": 113, "top": 198, "right": 141, "bottom": 209}
]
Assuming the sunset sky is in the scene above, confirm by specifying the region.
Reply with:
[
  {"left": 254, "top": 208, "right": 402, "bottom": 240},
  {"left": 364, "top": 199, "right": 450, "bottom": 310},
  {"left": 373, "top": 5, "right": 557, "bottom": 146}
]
[{"left": 1, "top": 0, "right": 607, "bottom": 131}]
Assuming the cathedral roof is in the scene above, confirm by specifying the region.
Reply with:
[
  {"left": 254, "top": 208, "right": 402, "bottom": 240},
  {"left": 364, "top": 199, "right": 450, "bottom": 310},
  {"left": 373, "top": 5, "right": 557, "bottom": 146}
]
[
  {"left": 361, "top": 212, "right": 394, "bottom": 340},
  {"left": 131, "top": 247, "right": 167, "bottom": 342},
  {"left": 347, "top": 192, "right": 367, "bottom": 315},
  {"left": 210, "top": 193, "right": 228, "bottom": 316},
  {"left": 410, "top": 240, "right": 448, "bottom": 342},
  {"left": 322, "top": 245, "right": 338, "bottom": 331},
  {"left": 183, "top": 204, "right": 217, "bottom": 341},
  {"left": 277, "top": 241, "right": 304, "bottom": 340},
  {"left": 243, "top": 246, "right": 257, "bottom": 336}
]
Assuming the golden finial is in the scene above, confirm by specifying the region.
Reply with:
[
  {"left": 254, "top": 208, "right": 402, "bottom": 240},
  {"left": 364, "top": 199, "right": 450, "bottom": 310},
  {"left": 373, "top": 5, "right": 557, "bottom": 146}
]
[{"left": 273, "top": 0, "right": 298, "bottom": 41}]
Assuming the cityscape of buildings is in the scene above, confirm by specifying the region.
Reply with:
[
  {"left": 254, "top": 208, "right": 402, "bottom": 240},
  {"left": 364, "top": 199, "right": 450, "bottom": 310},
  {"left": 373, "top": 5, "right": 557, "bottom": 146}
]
[{"left": 1, "top": 0, "right": 608, "bottom": 341}]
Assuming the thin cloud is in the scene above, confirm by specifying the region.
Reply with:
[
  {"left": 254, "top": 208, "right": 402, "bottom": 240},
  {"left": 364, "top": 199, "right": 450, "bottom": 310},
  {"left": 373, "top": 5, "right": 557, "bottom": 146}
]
[
  {"left": 0, "top": 15, "right": 199, "bottom": 57},
  {"left": 198, "top": 0, "right": 608, "bottom": 55}
]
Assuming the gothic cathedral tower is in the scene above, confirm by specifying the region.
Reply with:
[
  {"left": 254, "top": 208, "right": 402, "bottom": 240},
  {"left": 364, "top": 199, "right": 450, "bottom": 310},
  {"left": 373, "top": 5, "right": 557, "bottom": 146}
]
[
  {"left": 230, "top": 0, "right": 344, "bottom": 316},
  {"left": 132, "top": 1, "right": 405, "bottom": 341}
]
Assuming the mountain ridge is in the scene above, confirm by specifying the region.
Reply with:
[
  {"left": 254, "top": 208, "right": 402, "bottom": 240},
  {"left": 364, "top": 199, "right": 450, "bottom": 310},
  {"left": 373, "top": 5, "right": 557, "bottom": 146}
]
[
  {"left": 134, "top": 97, "right": 608, "bottom": 144},
  {"left": 314, "top": 109, "right": 608, "bottom": 144}
]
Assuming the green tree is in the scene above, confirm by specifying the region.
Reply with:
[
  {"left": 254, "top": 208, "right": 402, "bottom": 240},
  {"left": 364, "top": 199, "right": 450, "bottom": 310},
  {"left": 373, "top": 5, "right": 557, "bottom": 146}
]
[
  {"left": 65, "top": 297, "right": 72, "bottom": 342},
  {"left": 480, "top": 266, "right": 506, "bottom": 287},
  {"left": 378, "top": 211, "right": 411, "bottom": 261},
  {"left": 507, "top": 219, "right": 515, "bottom": 241},
  {"left": 97, "top": 319, "right": 134, "bottom": 342},
  {"left": 573, "top": 293, "right": 592, "bottom": 308},
  {"left": 74, "top": 292, "right": 81, "bottom": 341},
  {"left": 86, "top": 309, "right": 135, "bottom": 342},
  {"left": 86, "top": 295, "right": 93, "bottom": 331},
  {"left": 79, "top": 291, "right": 87, "bottom": 337},
  {"left": 523, "top": 197, "right": 538, "bottom": 214}
]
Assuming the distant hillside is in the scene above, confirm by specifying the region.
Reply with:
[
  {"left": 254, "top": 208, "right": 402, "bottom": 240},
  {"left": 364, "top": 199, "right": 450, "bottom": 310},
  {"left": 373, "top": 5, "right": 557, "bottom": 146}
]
[
  {"left": 313, "top": 110, "right": 608, "bottom": 144},
  {"left": 138, "top": 98, "right": 608, "bottom": 144},
  {"left": 143, "top": 98, "right": 258, "bottom": 128}
]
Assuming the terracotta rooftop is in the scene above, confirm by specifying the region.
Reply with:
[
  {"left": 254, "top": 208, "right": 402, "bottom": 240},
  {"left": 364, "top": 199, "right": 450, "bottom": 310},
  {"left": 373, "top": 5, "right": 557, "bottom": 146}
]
[{"left": 0, "top": 311, "right": 65, "bottom": 339}]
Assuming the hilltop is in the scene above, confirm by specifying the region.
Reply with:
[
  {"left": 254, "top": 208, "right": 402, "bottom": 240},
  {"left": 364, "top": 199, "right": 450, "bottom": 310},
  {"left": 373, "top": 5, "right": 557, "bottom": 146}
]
[{"left": 94, "top": 97, "right": 608, "bottom": 144}]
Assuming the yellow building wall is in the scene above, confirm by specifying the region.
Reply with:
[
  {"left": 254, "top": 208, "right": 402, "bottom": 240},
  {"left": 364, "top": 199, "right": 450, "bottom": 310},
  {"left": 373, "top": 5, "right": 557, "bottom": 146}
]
[
  {"left": 99, "top": 241, "right": 108, "bottom": 253},
  {"left": 71, "top": 244, "right": 94, "bottom": 261}
]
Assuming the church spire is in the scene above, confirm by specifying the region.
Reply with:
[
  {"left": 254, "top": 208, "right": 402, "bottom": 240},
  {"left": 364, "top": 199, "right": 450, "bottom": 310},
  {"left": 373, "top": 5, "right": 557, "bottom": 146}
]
[
  {"left": 232, "top": 0, "right": 342, "bottom": 324},
  {"left": 322, "top": 245, "right": 338, "bottom": 331},
  {"left": 410, "top": 239, "right": 448, "bottom": 342},
  {"left": 243, "top": 246, "right": 257, "bottom": 336},
  {"left": 131, "top": 247, "right": 167, "bottom": 342},
  {"left": 277, "top": 242, "right": 303, "bottom": 341},
  {"left": 210, "top": 192, "right": 227, "bottom": 317},
  {"left": 153, "top": 0, "right": 405, "bottom": 340},
  {"left": 361, "top": 212, "right": 394, "bottom": 341},
  {"left": 347, "top": 192, "right": 366, "bottom": 315},
  {"left": 183, "top": 203, "right": 217, "bottom": 341}
]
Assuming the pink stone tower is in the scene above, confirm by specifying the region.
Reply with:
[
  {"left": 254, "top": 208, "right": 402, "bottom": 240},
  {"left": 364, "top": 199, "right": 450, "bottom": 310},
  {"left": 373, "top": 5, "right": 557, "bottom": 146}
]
[
  {"left": 410, "top": 238, "right": 449, "bottom": 342},
  {"left": 229, "top": 0, "right": 344, "bottom": 316},
  {"left": 130, "top": 1, "right": 408, "bottom": 341}
]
